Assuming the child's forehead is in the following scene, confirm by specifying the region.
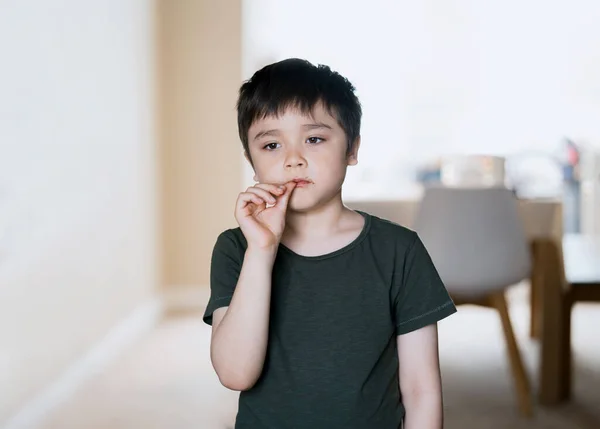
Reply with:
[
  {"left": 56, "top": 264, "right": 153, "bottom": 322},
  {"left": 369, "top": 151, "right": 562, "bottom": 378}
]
[{"left": 252, "top": 104, "right": 336, "bottom": 128}]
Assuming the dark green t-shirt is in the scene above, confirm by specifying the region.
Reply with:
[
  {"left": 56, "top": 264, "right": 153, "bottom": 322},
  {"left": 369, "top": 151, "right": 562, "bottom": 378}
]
[{"left": 204, "top": 211, "right": 456, "bottom": 429}]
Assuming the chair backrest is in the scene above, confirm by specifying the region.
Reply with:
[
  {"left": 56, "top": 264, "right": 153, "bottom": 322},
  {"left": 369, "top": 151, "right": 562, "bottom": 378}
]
[{"left": 414, "top": 186, "right": 531, "bottom": 296}]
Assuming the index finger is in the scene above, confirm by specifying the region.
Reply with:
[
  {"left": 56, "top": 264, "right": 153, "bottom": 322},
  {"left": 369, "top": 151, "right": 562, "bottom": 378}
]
[
  {"left": 253, "top": 182, "right": 286, "bottom": 195},
  {"left": 274, "top": 181, "right": 297, "bottom": 210}
]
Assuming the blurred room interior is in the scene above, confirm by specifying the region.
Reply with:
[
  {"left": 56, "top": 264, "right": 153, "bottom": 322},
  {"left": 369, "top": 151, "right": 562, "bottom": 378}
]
[{"left": 1, "top": 1, "right": 599, "bottom": 428}]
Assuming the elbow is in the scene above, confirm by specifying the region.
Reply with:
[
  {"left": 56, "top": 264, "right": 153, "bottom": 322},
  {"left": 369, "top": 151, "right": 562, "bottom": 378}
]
[
  {"left": 212, "top": 356, "right": 260, "bottom": 391},
  {"left": 217, "top": 372, "right": 258, "bottom": 391},
  {"left": 400, "top": 383, "right": 442, "bottom": 408},
  {"left": 210, "top": 342, "right": 264, "bottom": 391}
]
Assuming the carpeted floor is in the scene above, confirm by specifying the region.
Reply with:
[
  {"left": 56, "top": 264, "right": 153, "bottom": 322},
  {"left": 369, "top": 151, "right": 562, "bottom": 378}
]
[{"left": 39, "top": 285, "right": 600, "bottom": 429}]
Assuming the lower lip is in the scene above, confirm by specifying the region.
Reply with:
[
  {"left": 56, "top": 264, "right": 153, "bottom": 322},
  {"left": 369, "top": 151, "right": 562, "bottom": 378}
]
[{"left": 294, "top": 181, "right": 311, "bottom": 188}]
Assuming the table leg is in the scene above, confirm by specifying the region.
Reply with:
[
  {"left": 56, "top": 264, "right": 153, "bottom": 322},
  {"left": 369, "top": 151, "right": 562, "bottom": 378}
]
[
  {"left": 535, "top": 239, "right": 571, "bottom": 405},
  {"left": 529, "top": 242, "right": 542, "bottom": 339}
]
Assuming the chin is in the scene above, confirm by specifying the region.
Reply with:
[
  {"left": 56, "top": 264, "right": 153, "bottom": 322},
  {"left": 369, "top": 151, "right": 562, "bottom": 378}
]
[
  {"left": 287, "top": 200, "right": 316, "bottom": 213},
  {"left": 288, "top": 190, "right": 340, "bottom": 213},
  {"left": 287, "top": 193, "right": 320, "bottom": 213}
]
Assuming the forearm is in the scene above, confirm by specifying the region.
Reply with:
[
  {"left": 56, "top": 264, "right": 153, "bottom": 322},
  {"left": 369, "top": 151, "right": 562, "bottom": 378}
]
[
  {"left": 402, "top": 390, "right": 443, "bottom": 429},
  {"left": 211, "top": 246, "right": 277, "bottom": 390}
]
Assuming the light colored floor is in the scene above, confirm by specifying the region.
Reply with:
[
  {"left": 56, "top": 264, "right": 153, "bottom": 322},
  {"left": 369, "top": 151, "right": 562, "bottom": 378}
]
[{"left": 40, "top": 285, "right": 600, "bottom": 429}]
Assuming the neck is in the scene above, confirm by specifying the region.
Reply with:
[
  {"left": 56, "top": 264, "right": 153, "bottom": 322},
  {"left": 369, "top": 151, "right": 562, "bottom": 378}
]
[{"left": 283, "top": 193, "right": 349, "bottom": 240}]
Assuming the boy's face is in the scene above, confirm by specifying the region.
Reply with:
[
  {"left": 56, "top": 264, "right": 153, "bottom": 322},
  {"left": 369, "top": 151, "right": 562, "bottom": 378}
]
[{"left": 247, "top": 103, "right": 359, "bottom": 213}]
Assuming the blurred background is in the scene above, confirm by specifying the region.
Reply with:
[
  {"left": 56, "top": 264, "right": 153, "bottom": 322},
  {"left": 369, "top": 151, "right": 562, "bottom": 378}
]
[{"left": 1, "top": 1, "right": 599, "bottom": 428}]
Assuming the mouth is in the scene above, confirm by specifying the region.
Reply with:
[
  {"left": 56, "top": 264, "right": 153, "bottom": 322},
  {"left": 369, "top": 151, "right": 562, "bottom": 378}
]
[{"left": 290, "top": 178, "right": 313, "bottom": 188}]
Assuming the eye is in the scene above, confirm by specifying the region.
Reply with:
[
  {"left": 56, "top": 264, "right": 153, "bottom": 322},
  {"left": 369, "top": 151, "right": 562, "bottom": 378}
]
[
  {"left": 307, "top": 137, "right": 324, "bottom": 144},
  {"left": 263, "top": 142, "right": 280, "bottom": 150}
]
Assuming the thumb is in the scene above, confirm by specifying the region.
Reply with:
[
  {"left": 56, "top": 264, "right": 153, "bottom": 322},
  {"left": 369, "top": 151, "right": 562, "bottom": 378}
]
[{"left": 275, "top": 181, "right": 296, "bottom": 211}]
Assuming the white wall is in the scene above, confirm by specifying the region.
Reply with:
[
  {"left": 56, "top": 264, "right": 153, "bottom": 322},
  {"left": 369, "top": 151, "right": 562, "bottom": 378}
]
[
  {"left": 242, "top": 0, "right": 600, "bottom": 198},
  {"left": 0, "top": 0, "right": 158, "bottom": 423}
]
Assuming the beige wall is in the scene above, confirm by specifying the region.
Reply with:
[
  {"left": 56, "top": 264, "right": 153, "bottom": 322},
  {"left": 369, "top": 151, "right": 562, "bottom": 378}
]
[
  {"left": 158, "top": 0, "right": 243, "bottom": 288},
  {"left": 0, "top": 0, "right": 158, "bottom": 423}
]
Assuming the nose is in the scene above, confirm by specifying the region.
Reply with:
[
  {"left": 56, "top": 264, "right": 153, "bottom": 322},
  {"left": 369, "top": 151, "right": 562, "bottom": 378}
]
[{"left": 284, "top": 148, "right": 307, "bottom": 169}]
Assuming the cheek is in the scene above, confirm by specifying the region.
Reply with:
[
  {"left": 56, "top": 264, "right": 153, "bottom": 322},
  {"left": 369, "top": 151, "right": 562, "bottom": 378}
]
[
  {"left": 251, "top": 156, "right": 279, "bottom": 181},
  {"left": 315, "top": 147, "right": 347, "bottom": 170},
  {"left": 312, "top": 142, "right": 344, "bottom": 161},
  {"left": 315, "top": 157, "right": 348, "bottom": 186}
]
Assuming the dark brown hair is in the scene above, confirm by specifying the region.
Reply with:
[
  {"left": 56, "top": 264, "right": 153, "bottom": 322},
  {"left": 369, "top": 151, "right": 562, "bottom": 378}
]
[{"left": 237, "top": 58, "right": 362, "bottom": 164}]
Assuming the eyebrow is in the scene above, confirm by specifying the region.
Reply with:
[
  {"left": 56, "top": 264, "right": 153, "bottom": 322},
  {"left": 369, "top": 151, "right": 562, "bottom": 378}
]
[
  {"left": 302, "top": 122, "right": 333, "bottom": 131},
  {"left": 253, "top": 129, "right": 280, "bottom": 141},
  {"left": 252, "top": 122, "right": 333, "bottom": 142}
]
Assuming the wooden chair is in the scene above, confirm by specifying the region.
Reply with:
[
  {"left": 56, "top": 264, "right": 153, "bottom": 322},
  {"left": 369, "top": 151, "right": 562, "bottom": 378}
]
[
  {"left": 531, "top": 234, "right": 600, "bottom": 405},
  {"left": 414, "top": 186, "right": 534, "bottom": 417}
]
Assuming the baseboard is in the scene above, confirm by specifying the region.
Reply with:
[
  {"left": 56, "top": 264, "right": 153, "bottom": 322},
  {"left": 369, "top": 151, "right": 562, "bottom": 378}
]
[
  {"left": 4, "top": 287, "right": 208, "bottom": 429},
  {"left": 161, "top": 284, "right": 210, "bottom": 313},
  {"left": 3, "top": 298, "right": 163, "bottom": 429}
]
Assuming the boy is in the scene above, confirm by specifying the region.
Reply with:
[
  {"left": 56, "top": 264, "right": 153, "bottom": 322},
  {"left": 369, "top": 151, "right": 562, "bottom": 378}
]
[{"left": 203, "top": 58, "right": 456, "bottom": 429}]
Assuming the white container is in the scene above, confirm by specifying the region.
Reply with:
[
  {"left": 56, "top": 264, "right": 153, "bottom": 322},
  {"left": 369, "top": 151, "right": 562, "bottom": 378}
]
[
  {"left": 441, "top": 155, "right": 506, "bottom": 187},
  {"left": 580, "top": 149, "right": 600, "bottom": 235}
]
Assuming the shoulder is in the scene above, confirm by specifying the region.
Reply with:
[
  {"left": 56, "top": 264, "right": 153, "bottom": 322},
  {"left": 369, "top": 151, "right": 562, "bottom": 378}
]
[
  {"left": 213, "top": 227, "right": 247, "bottom": 259},
  {"left": 216, "top": 227, "right": 246, "bottom": 245},
  {"left": 363, "top": 211, "right": 418, "bottom": 252}
]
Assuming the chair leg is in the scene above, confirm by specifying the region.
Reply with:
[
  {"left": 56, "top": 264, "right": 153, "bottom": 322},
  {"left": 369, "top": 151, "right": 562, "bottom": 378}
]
[
  {"left": 559, "top": 296, "right": 573, "bottom": 400},
  {"left": 489, "top": 291, "right": 534, "bottom": 418}
]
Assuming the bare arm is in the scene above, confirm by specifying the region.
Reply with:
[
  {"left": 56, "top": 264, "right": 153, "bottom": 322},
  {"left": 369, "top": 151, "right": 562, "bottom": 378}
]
[
  {"left": 210, "top": 246, "right": 277, "bottom": 391},
  {"left": 209, "top": 181, "right": 296, "bottom": 391},
  {"left": 397, "top": 324, "right": 443, "bottom": 429}
]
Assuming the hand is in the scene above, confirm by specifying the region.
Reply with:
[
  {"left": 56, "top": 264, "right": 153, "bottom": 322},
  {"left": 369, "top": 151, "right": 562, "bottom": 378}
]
[{"left": 234, "top": 182, "right": 297, "bottom": 249}]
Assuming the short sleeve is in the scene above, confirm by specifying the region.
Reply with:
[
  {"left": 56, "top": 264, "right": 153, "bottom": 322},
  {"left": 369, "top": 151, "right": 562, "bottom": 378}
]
[
  {"left": 393, "top": 232, "right": 457, "bottom": 335},
  {"left": 203, "top": 230, "right": 244, "bottom": 326}
]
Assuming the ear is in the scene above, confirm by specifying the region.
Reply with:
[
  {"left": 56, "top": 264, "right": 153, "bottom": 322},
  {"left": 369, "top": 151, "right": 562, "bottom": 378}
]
[
  {"left": 244, "top": 151, "right": 259, "bottom": 182},
  {"left": 347, "top": 136, "right": 361, "bottom": 166}
]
